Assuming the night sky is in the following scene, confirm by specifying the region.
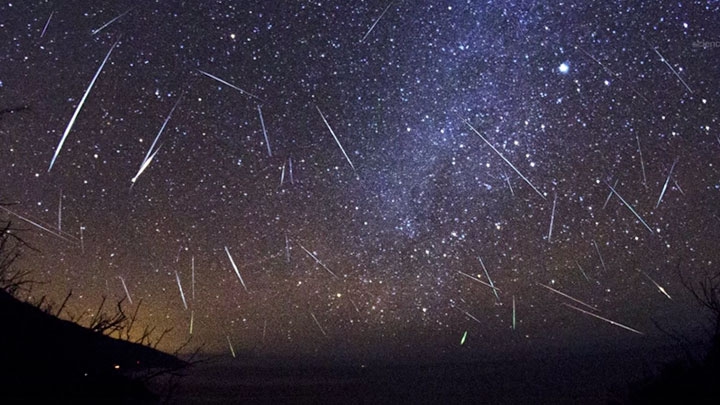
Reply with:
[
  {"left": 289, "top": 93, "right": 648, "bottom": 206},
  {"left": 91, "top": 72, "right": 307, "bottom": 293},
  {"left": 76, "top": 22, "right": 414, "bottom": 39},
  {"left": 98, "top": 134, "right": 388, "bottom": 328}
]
[{"left": 1, "top": 1, "right": 719, "bottom": 363}]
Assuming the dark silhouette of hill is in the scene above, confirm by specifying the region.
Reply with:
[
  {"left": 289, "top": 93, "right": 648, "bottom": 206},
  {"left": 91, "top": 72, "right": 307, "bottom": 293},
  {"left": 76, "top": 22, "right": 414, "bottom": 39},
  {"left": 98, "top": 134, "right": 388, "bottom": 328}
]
[{"left": 0, "top": 287, "right": 187, "bottom": 404}]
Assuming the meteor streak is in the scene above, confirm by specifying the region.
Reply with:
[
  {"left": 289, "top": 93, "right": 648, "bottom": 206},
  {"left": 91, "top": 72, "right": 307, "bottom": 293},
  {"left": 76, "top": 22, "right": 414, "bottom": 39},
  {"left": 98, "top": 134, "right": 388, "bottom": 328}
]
[
  {"left": 226, "top": 336, "right": 236, "bottom": 358},
  {"left": 548, "top": 192, "right": 557, "bottom": 243},
  {"left": 49, "top": 39, "right": 120, "bottom": 172},
  {"left": 457, "top": 270, "right": 501, "bottom": 293},
  {"left": 465, "top": 120, "right": 545, "bottom": 200},
  {"left": 118, "top": 276, "right": 132, "bottom": 304},
  {"left": 175, "top": 270, "right": 188, "bottom": 310},
  {"left": 91, "top": 8, "right": 133, "bottom": 36},
  {"left": 563, "top": 303, "right": 644, "bottom": 335},
  {"left": 0, "top": 206, "right": 76, "bottom": 244},
  {"left": 131, "top": 93, "right": 184, "bottom": 187},
  {"left": 538, "top": 282, "right": 597, "bottom": 312},
  {"left": 310, "top": 312, "right": 327, "bottom": 337},
  {"left": 479, "top": 257, "right": 500, "bottom": 302},
  {"left": 40, "top": 10, "right": 54, "bottom": 38},
  {"left": 316, "top": 106, "right": 356, "bottom": 172},
  {"left": 191, "top": 255, "right": 196, "bottom": 301},
  {"left": 297, "top": 241, "right": 338, "bottom": 278},
  {"left": 360, "top": 1, "right": 395, "bottom": 43},
  {"left": 224, "top": 246, "right": 248, "bottom": 292},
  {"left": 606, "top": 181, "right": 654, "bottom": 233},
  {"left": 656, "top": 158, "right": 679, "bottom": 209},
  {"left": 258, "top": 105, "right": 272, "bottom": 157},
  {"left": 57, "top": 191, "right": 62, "bottom": 232},
  {"left": 653, "top": 47, "right": 693, "bottom": 93},
  {"left": 637, "top": 135, "right": 647, "bottom": 187},
  {"left": 593, "top": 239, "right": 607, "bottom": 273},
  {"left": 197, "top": 69, "right": 262, "bottom": 101},
  {"left": 639, "top": 270, "right": 672, "bottom": 300},
  {"left": 455, "top": 307, "right": 482, "bottom": 324}
]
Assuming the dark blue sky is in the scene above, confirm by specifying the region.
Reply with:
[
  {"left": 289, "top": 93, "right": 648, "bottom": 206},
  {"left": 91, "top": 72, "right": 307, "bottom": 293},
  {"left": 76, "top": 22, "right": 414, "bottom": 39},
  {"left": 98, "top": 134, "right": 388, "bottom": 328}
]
[{"left": 1, "top": 0, "right": 719, "bottom": 362}]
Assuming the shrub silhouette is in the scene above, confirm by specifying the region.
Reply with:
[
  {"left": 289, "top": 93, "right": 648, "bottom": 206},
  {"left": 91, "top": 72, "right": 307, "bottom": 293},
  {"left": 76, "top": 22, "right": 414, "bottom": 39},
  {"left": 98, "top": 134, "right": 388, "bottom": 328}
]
[
  {"left": 626, "top": 266, "right": 720, "bottom": 404},
  {"left": 0, "top": 217, "right": 193, "bottom": 404}
]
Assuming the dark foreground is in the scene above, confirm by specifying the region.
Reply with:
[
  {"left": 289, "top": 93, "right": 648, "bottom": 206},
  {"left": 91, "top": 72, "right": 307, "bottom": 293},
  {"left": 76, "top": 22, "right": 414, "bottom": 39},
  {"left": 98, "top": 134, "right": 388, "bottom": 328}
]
[
  {"left": 163, "top": 343, "right": 717, "bottom": 404},
  {"left": 0, "top": 288, "right": 186, "bottom": 404},
  {"left": 2, "top": 284, "right": 717, "bottom": 404}
]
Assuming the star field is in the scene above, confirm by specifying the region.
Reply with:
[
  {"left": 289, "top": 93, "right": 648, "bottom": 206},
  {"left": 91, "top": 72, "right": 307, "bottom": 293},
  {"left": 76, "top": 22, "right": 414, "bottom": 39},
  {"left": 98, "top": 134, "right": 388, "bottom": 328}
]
[{"left": 1, "top": 1, "right": 719, "bottom": 362}]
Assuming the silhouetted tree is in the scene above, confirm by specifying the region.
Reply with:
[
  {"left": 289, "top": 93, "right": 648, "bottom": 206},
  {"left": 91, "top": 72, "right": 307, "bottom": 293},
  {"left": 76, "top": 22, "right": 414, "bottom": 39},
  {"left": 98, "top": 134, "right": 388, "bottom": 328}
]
[
  {"left": 626, "top": 264, "right": 720, "bottom": 404},
  {"left": 0, "top": 213, "right": 201, "bottom": 403},
  {"left": 0, "top": 219, "right": 37, "bottom": 296},
  {"left": 680, "top": 267, "right": 720, "bottom": 372}
]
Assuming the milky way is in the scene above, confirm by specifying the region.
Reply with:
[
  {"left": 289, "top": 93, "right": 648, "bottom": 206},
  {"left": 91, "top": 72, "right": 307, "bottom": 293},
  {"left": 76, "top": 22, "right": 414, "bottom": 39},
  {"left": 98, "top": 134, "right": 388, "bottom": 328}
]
[{"left": 1, "top": 1, "right": 719, "bottom": 362}]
